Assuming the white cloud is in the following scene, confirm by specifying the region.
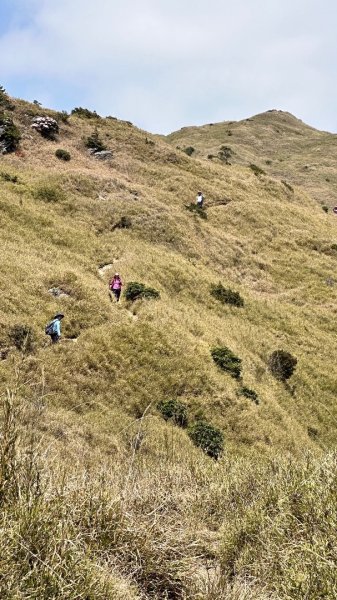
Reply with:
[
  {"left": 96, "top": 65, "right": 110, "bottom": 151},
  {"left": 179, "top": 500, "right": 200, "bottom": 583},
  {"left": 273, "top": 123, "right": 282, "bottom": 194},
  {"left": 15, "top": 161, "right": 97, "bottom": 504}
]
[{"left": 1, "top": 0, "right": 337, "bottom": 132}]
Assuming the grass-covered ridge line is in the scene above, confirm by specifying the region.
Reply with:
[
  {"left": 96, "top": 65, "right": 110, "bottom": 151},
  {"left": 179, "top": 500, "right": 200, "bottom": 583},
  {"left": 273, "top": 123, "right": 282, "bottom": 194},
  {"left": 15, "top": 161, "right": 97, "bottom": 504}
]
[{"left": 0, "top": 93, "right": 336, "bottom": 598}]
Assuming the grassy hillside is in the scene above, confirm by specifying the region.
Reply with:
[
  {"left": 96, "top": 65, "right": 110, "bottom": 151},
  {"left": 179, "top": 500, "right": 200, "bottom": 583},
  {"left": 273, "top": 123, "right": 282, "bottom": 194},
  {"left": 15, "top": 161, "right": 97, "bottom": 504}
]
[
  {"left": 166, "top": 109, "right": 337, "bottom": 209},
  {"left": 0, "top": 93, "right": 336, "bottom": 599}
]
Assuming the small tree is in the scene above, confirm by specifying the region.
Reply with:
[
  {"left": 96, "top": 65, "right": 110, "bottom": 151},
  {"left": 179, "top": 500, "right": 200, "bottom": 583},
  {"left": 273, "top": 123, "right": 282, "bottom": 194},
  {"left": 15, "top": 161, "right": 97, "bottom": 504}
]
[
  {"left": 218, "top": 146, "right": 233, "bottom": 164},
  {"left": 85, "top": 128, "right": 107, "bottom": 152},
  {"left": 268, "top": 350, "right": 297, "bottom": 381},
  {"left": 55, "top": 149, "right": 71, "bottom": 161},
  {"left": 0, "top": 113, "right": 21, "bottom": 153}
]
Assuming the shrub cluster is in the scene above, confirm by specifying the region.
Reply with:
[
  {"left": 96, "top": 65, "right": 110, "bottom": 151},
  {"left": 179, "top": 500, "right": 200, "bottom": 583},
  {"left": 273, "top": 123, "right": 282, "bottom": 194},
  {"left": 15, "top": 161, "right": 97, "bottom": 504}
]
[
  {"left": 268, "top": 350, "right": 297, "bottom": 381},
  {"left": 157, "top": 399, "right": 188, "bottom": 427},
  {"left": 183, "top": 146, "right": 195, "bottom": 156},
  {"left": 124, "top": 282, "right": 160, "bottom": 302},
  {"left": 71, "top": 107, "right": 100, "bottom": 119},
  {"left": 211, "top": 346, "right": 242, "bottom": 379},
  {"left": 188, "top": 420, "right": 224, "bottom": 459},
  {"left": 85, "top": 128, "right": 107, "bottom": 153},
  {"left": 0, "top": 113, "right": 21, "bottom": 153},
  {"left": 55, "top": 148, "right": 71, "bottom": 161},
  {"left": 31, "top": 116, "right": 59, "bottom": 139},
  {"left": 210, "top": 282, "right": 244, "bottom": 307}
]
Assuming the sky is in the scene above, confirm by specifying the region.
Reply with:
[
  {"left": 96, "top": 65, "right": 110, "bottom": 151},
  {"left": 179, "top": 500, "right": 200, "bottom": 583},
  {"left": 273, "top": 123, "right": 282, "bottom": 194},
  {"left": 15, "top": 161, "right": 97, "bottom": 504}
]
[{"left": 0, "top": 0, "right": 337, "bottom": 134}]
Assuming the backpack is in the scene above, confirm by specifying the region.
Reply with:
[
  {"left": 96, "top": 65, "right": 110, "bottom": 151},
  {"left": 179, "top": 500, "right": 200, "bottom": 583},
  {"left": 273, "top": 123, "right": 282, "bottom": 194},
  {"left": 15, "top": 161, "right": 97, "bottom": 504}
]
[{"left": 45, "top": 320, "right": 56, "bottom": 335}]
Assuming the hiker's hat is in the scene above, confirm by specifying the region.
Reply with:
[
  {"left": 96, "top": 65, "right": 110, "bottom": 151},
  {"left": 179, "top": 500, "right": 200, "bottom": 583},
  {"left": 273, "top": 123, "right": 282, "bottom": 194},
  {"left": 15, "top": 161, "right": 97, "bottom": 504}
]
[
  {"left": 54, "top": 313, "right": 64, "bottom": 319},
  {"left": 114, "top": 272, "right": 119, "bottom": 276}
]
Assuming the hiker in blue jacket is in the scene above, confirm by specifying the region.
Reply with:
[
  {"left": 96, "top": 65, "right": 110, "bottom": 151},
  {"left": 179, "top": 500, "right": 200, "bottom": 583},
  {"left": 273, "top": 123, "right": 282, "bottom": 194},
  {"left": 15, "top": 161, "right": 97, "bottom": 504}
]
[{"left": 45, "top": 313, "right": 64, "bottom": 343}]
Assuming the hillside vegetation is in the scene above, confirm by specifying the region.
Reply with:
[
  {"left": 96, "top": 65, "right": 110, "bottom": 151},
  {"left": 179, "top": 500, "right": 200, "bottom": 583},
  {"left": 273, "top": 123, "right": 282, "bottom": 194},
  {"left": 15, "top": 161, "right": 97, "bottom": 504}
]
[{"left": 0, "top": 92, "right": 336, "bottom": 599}]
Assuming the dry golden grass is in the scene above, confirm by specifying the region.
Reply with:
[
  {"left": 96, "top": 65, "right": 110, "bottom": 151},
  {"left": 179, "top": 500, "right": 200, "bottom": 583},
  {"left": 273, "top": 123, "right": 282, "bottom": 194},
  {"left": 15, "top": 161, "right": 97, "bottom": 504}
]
[{"left": 0, "top": 96, "right": 336, "bottom": 598}]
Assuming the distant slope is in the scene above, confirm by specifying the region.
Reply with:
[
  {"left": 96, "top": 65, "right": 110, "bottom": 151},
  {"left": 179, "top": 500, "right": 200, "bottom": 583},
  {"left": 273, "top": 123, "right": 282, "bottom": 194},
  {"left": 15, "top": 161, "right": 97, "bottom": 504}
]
[{"left": 166, "top": 110, "right": 337, "bottom": 208}]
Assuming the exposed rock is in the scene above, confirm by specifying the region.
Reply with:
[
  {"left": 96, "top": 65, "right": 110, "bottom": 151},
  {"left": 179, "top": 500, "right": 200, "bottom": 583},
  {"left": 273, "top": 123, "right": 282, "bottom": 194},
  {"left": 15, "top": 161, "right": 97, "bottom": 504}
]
[
  {"left": 92, "top": 150, "right": 113, "bottom": 160},
  {"left": 48, "top": 287, "right": 70, "bottom": 298}
]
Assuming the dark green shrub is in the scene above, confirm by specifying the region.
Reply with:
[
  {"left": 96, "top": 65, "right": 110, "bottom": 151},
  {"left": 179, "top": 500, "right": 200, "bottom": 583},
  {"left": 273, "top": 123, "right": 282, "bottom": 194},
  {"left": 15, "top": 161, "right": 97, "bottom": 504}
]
[
  {"left": 218, "top": 145, "right": 233, "bottom": 163},
  {"left": 185, "top": 203, "right": 207, "bottom": 219},
  {"left": 307, "top": 426, "right": 319, "bottom": 439},
  {"left": 34, "top": 184, "right": 65, "bottom": 203},
  {"left": 8, "top": 324, "right": 34, "bottom": 353},
  {"left": 85, "top": 128, "right": 107, "bottom": 152},
  {"left": 183, "top": 146, "right": 195, "bottom": 156},
  {"left": 188, "top": 420, "right": 224, "bottom": 459},
  {"left": 157, "top": 399, "right": 188, "bottom": 427},
  {"left": 145, "top": 137, "right": 155, "bottom": 145},
  {"left": 211, "top": 346, "right": 242, "bottom": 379},
  {"left": 210, "top": 282, "right": 244, "bottom": 307},
  {"left": 268, "top": 350, "right": 297, "bottom": 381},
  {"left": 207, "top": 154, "right": 215, "bottom": 160},
  {"left": 239, "top": 387, "right": 259, "bottom": 405},
  {"left": 71, "top": 107, "right": 100, "bottom": 119},
  {"left": 55, "top": 148, "right": 71, "bottom": 161},
  {"left": 249, "top": 163, "right": 266, "bottom": 176},
  {"left": 322, "top": 205, "right": 329, "bottom": 213},
  {"left": 265, "top": 159, "right": 272, "bottom": 165},
  {"left": 0, "top": 171, "right": 18, "bottom": 183},
  {"left": 124, "top": 282, "right": 160, "bottom": 301},
  {"left": 112, "top": 216, "right": 132, "bottom": 230},
  {"left": 0, "top": 113, "right": 21, "bottom": 153}
]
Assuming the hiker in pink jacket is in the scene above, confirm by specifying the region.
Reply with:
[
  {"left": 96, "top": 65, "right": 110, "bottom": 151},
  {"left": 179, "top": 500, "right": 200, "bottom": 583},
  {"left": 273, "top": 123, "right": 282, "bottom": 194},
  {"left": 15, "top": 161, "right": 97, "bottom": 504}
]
[{"left": 109, "top": 273, "right": 123, "bottom": 302}]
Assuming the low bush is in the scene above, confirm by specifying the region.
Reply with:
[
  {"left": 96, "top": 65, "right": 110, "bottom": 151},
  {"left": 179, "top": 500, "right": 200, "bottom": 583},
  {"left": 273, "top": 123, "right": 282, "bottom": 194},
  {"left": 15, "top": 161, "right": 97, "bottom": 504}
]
[
  {"left": 124, "top": 282, "right": 160, "bottom": 302},
  {"left": 207, "top": 154, "right": 215, "bottom": 160},
  {"left": 31, "top": 116, "right": 59, "bottom": 139},
  {"left": 322, "top": 205, "right": 329, "bottom": 213},
  {"left": 218, "top": 145, "right": 233, "bottom": 163},
  {"left": 268, "top": 350, "right": 297, "bottom": 381},
  {"left": 183, "top": 146, "right": 195, "bottom": 156},
  {"left": 71, "top": 107, "right": 100, "bottom": 119},
  {"left": 34, "top": 183, "right": 65, "bottom": 203},
  {"left": 8, "top": 324, "right": 34, "bottom": 353},
  {"left": 249, "top": 163, "right": 266, "bottom": 176},
  {"left": 210, "top": 282, "right": 244, "bottom": 307},
  {"left": 188, "top": 420, "right": 224, "bottom": 459},
  {"left": 55, "top": 148, "right": 71, "bottom": 161},
  {"left": 211, "top": 346, "right": 242, "bottom": 379},
  {"left": 85, "top": 128, "right": 107, "bottom": 153},
  {"left": 157, "top": 399, "right": 188, "bottom": 427},
  {"left": 56, "top": 110, "right": 70, "bottom": 123},
  {"left": 238, "top": 386, "right": 259, "bottom": 404},
  {"left": 0, "top": 113, "right": 21, "bottom": 153}
]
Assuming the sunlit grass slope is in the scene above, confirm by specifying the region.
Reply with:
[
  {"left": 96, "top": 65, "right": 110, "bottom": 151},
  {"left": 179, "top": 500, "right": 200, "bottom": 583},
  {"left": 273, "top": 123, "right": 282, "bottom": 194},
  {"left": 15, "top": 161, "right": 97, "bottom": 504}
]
[
  {"left": 0, "top": 96, "right": 336, "bottom": 599},
  {"left": 166, "top": 109, "right": 337, "bottom": 208}
]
